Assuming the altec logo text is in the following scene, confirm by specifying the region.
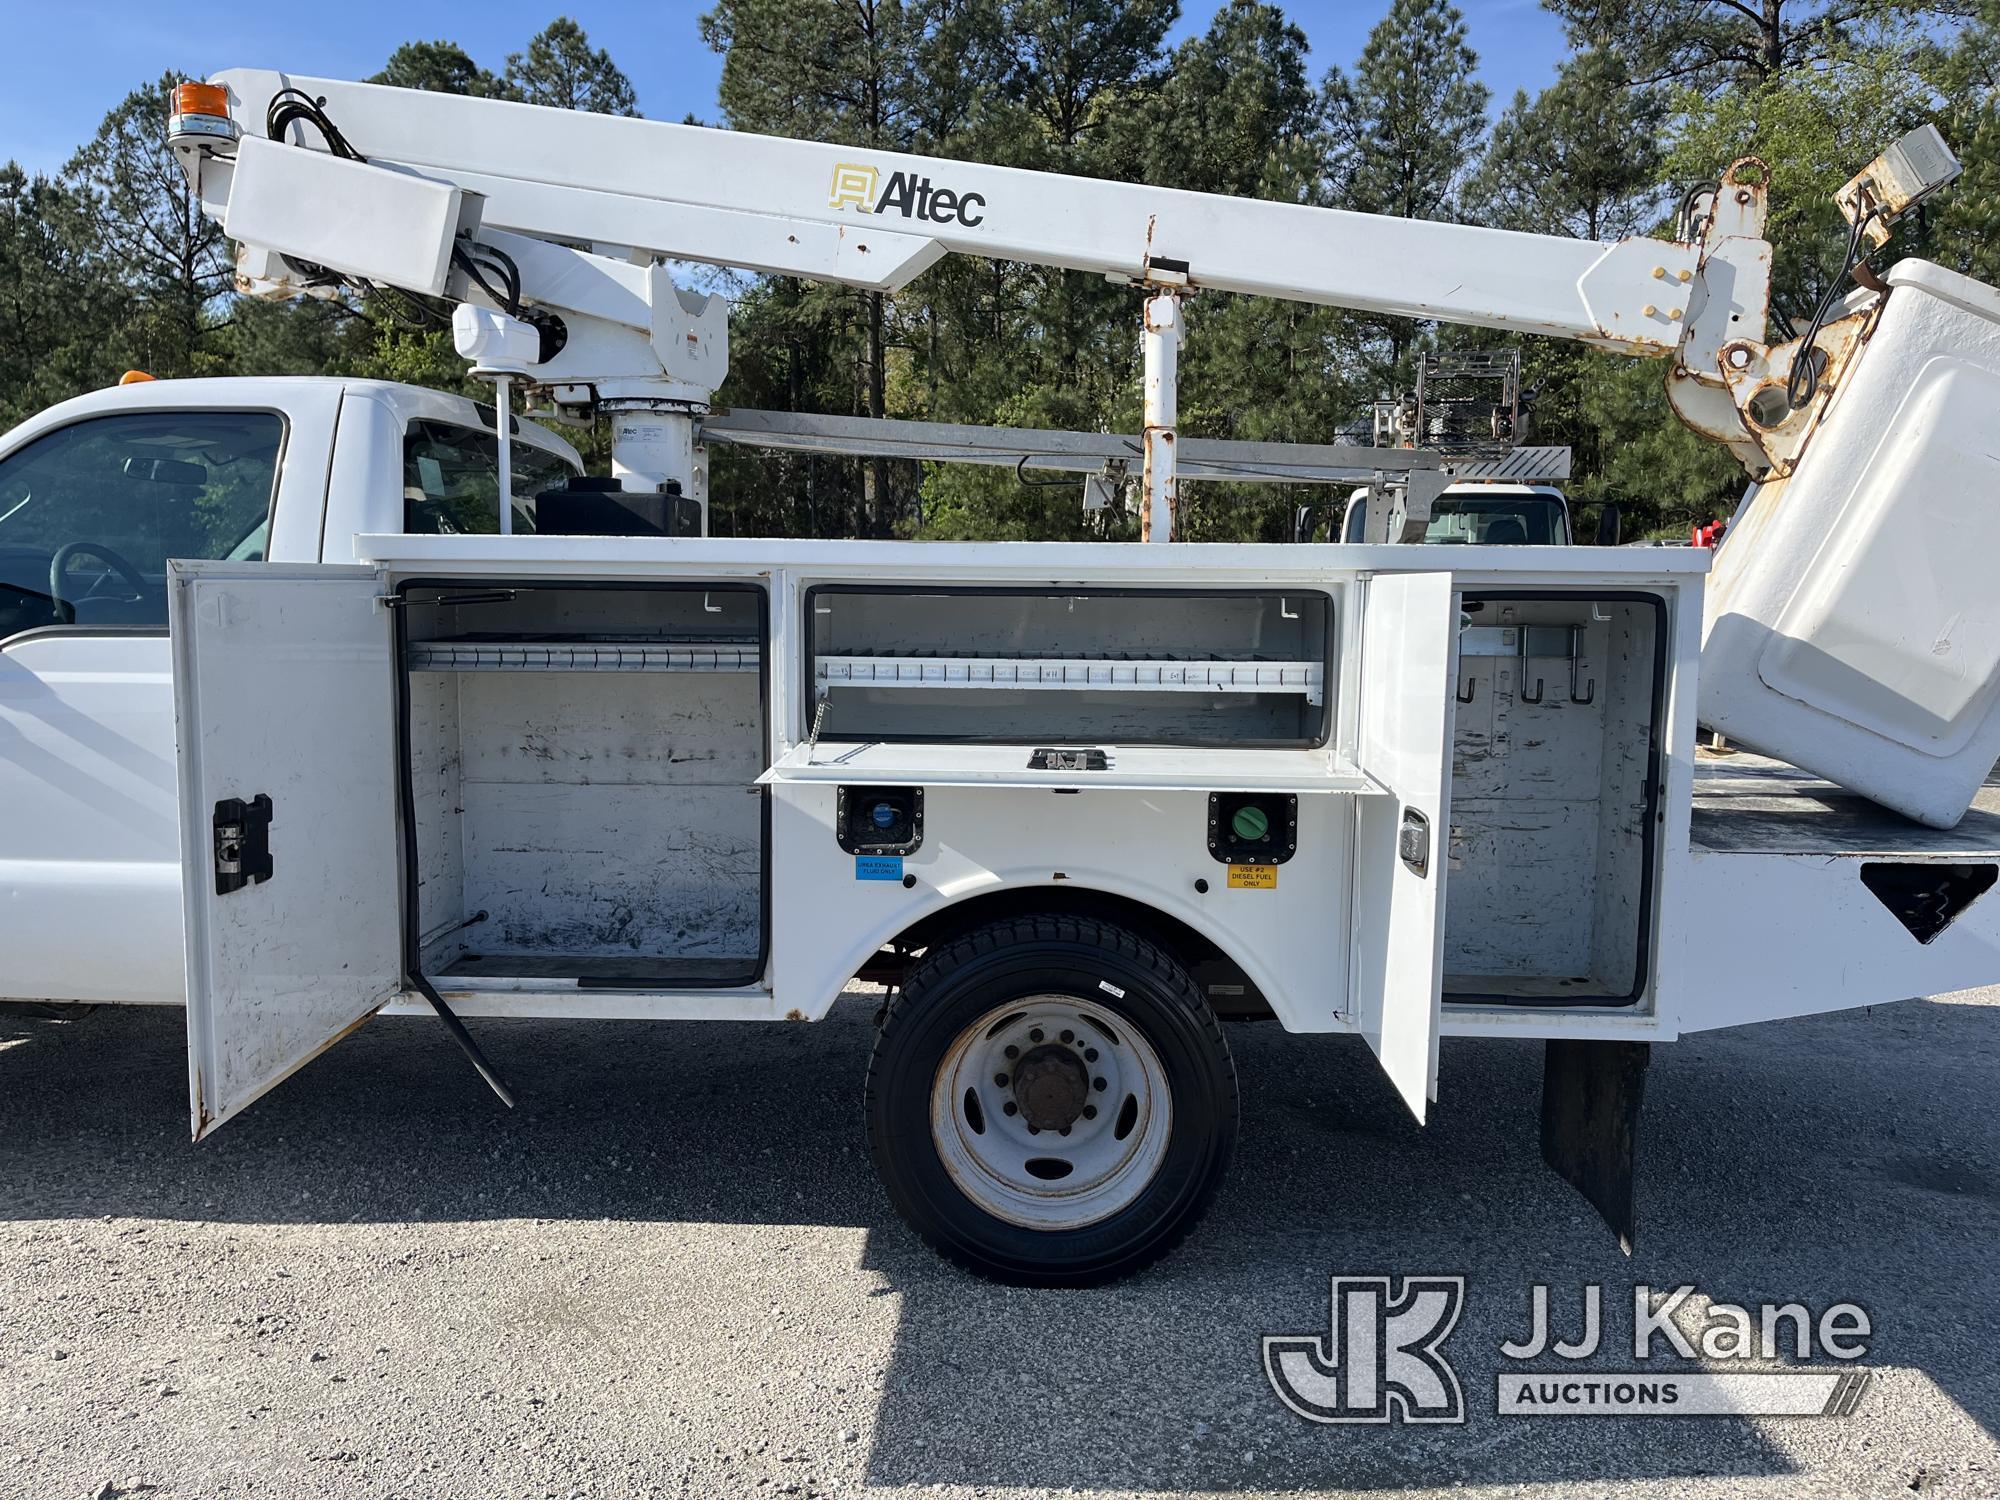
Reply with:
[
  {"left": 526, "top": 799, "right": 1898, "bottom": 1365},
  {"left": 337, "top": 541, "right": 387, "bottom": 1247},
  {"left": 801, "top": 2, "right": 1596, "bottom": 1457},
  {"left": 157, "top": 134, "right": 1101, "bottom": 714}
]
[{"left": 830, "top": 163, "right": 988, "bottom": 227}]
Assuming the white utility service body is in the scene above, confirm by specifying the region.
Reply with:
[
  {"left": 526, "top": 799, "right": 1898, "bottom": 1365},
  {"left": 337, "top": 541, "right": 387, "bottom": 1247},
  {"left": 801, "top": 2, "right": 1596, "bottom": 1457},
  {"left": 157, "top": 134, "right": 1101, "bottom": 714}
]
[{"left": 166, "top": 529, "right": 2000, "bottom": 1103}]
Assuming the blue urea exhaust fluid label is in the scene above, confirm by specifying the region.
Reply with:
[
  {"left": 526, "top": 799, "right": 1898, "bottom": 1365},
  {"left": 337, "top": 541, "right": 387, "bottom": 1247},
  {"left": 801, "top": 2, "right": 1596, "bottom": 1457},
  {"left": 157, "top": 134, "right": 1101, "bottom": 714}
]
[{"left": 855, "top": 855, "right": 904, "bottom": 881}]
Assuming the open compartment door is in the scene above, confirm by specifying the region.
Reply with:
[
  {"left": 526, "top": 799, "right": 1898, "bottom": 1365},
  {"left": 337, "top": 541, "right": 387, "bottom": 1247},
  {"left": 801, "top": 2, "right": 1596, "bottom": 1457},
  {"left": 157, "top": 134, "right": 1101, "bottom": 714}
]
[
  {"left": 170, "top": 562, "right": 400, "bottom": 1140},
  {"left": 1352, "top": 571, "right": 1457, "bottom": 1121}
]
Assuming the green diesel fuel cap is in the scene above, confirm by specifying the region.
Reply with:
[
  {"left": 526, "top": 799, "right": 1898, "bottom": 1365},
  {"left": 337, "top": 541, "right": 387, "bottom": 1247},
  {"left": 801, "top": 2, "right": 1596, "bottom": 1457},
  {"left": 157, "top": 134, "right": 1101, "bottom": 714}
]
[{"left": 1230, "top": 805, "right": 1271, "bottom": 842}]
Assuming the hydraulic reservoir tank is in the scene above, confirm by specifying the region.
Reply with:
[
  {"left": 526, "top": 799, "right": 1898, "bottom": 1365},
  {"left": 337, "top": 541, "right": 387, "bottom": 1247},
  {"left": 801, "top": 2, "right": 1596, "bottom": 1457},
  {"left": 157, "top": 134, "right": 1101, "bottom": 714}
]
[{"left": 1701, "top": 260, "right": 2000, "bottom": 828}]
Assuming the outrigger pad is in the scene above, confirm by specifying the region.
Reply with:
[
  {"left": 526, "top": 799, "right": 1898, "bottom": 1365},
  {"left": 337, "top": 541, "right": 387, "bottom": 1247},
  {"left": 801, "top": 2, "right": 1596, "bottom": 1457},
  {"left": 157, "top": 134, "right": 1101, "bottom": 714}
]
[{"left": 1540, "top": 1039, "right": 1650, "bottom": 1256}]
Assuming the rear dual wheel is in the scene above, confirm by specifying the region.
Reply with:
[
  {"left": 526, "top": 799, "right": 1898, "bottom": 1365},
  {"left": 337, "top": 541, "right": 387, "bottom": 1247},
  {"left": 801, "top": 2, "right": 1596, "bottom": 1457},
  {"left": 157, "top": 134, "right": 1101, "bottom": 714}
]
[{"left": 865, "top": 915, "right": 1237, "bottom": 1286}]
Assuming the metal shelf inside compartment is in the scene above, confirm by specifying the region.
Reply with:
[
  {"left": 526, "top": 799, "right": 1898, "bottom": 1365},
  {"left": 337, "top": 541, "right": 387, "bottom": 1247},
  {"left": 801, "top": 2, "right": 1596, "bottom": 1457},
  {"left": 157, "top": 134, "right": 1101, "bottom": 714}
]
[
  {"left": 406, "top": 634, "right": 761, "bottom": 673},
  {"left": 815, "top": 651, "right": 1325, "bottom": 705}
]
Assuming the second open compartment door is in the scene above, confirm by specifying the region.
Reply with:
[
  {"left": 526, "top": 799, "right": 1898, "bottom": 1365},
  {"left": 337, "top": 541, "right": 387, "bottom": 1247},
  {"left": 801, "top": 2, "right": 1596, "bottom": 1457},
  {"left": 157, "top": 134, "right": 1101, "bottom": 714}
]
[{"left": 1351, "top": 571, "right": 1457, "bottom": 1121}]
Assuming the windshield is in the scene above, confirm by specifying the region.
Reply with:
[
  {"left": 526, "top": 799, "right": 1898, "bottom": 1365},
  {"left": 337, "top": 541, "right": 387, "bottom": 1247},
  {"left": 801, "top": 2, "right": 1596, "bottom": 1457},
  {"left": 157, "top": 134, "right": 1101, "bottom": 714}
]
[{"left": 1343, "top": 493, "right": 1567, "bottom": 545}]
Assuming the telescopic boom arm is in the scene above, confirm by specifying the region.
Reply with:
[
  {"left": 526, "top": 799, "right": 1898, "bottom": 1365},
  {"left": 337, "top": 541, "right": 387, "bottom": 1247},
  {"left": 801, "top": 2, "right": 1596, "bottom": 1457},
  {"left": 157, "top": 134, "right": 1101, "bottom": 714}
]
[{"left": 168, "top": 71, "right": 1953, "bottom": 538}]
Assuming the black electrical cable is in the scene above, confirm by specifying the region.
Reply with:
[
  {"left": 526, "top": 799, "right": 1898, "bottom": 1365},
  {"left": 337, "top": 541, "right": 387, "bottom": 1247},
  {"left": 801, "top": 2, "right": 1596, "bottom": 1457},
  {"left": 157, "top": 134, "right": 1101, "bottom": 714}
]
[
  {"left": 1678, "top": 182, "right": 1721, "bottom": 242},
  {"left": 450, "top": 242, "right": 527, "bottom": 317},
  {"left": 257, "top": 89, "right": 534, "bottom": 333},
  {"left": 265, "top": 88, "right": 363, "bottom": 160},
  {"left": 1786, "top": 204, "right": 1884, "bottom": 409},
  {"left": 262, "top": 90, "right": 368, "bottom": 291}
]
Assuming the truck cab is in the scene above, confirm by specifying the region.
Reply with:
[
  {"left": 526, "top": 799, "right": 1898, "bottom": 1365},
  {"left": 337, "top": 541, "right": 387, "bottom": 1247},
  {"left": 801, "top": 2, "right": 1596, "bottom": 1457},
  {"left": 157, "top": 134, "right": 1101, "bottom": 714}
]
[
  {"left": 1340, "top": 481, "right": 1573, "bottom": 545},
  {"left": 0, "top": 376, "right": 581, "bottom": 1007}
]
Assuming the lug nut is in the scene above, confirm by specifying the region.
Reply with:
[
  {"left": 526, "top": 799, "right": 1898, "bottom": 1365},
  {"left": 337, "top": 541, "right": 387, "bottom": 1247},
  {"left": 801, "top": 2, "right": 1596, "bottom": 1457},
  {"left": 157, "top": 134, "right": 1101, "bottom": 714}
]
[
  {"left": 1083, "top": 1105, "right": 1098, "bottom": 1120},
  {"left": 1003, "top": 1101, "right": 1018, "bottom": 1116},
  {"left": 1028, "top": 1125, "right": 1040, "bottom": 1135},
  {"left": 1004, "top": 1044, "right": 1019, "bottom": 1059},
  {"left": 1060, "top": 1029, "right": 1074, "bottom": 1044},
  {"left": 995, "top": 1073, "right": 1009, "bottom": 1087},
  {"left": 1059, "top": 1126, "right": 1071, "bottom": 1137},
  {"left": 1093, "top": 1076, "right": 1107, "bottom": 1092},
  {"left": 1084, "top": 1048, "right": 1099, "bottom": 1062},
  {"left": 1029, "top": 1028, "right": 1044, "bottom": 1043}
]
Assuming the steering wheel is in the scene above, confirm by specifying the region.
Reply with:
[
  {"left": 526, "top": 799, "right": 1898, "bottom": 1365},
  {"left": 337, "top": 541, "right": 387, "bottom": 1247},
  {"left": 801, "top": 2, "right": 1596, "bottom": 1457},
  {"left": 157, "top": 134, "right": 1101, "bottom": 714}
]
[{"left": 49, "top": 541, "right": 151, "bottom": 625}]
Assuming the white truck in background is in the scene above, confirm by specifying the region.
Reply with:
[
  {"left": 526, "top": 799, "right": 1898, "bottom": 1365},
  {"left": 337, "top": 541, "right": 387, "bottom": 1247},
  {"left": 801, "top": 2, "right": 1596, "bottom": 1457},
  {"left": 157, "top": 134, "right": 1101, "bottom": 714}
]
[
  {"left": 1, "top": 79, "right": 1996, "bottom": 1287},
  {"left": 1338, "top": 480, "right": 1579, "bottom": 545}
]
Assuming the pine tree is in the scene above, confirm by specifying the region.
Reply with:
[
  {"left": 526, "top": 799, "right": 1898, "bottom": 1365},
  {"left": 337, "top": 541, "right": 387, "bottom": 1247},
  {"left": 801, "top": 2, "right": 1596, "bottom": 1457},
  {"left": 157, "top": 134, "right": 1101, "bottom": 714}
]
[
  {"left": 1145, "top": 0, "right": 1319, "bottom": 197},
  {"left": 371, "top": 40, "right": 511, "bottom": 98},
  {"left": 1467, "top": 49, "right": 1662, "bottom": 240},
  {"left": 702, "top": 0, "right": 1009, "bottom": 535},
  {"left": 0, "top": 164, "right": 118, "bottom": 425},
  {"left": 63, "top": 73, "right": 233, "bottom": 378},
  {"left": 1142, "top": 3, "right": 1364, "bottom": 540},
  {"left": 1324, "top": 0, "right": 1489, "bottom": 222},
  {"left": 1546, "top": 0, "right": 1960, "bottom": 91},
  {"left": 505, "top": 18, "right": 639, "bottom": 115},
  {"left": 1323, "top": 0, "right": 1490, "bottom": 387}
]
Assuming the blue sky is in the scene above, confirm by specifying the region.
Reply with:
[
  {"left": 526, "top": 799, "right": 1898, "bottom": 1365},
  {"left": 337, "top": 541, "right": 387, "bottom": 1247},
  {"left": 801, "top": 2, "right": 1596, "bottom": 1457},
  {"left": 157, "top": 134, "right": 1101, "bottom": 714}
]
[{"left": 10, "top": 0, "right": 1568, "bottom": 177}]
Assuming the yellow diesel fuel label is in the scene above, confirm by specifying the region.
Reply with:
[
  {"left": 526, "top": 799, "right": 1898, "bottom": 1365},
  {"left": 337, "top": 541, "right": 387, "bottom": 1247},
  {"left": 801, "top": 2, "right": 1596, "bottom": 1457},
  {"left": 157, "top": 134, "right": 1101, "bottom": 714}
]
[{"left": 1227, "top": 863, "right": 1279, "bottom": 890}]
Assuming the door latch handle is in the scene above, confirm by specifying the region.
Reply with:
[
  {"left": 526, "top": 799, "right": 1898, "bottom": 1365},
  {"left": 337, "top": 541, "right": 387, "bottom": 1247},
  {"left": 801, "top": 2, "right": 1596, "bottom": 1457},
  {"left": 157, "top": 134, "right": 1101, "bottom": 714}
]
[
  {"left": 1398, "top": 806, "right": 1430, "bottom": 878},
  {"left": 213, "top": 794, "right": 274, "bottom": 895}
]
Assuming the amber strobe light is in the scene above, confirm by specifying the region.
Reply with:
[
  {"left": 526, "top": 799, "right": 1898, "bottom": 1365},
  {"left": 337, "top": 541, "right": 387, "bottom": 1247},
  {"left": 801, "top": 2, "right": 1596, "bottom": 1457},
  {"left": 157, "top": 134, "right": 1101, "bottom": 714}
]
[{"left": 167, "top": 83, "right": 238, "bottom": 146}]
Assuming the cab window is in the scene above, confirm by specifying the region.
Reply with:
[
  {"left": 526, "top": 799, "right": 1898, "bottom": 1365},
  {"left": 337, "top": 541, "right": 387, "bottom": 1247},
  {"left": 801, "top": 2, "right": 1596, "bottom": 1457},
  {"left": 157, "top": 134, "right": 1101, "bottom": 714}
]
[
  {"left": 402, "top": 420, "right": 577, "bottom": 536},
  {"left": 0, "top": 410, "right": 284, "bottom": 639},
  {"left": 1343, "top": 494, "right": 1565, "bottom": 544}
]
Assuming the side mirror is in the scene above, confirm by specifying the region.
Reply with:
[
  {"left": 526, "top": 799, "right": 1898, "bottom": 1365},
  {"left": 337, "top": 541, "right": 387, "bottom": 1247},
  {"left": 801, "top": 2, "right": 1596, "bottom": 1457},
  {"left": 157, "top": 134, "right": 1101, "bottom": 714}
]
[{"left": 1596, "top": 502, "right": 1623, "bottom": 548}]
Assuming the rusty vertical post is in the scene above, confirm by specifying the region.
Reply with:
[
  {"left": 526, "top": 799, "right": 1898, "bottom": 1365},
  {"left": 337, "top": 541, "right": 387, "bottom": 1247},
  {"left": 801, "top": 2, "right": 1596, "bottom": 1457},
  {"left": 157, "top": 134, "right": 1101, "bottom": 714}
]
[{"left": 1141, "top": 292, "right": 1181, "bottom": 543}]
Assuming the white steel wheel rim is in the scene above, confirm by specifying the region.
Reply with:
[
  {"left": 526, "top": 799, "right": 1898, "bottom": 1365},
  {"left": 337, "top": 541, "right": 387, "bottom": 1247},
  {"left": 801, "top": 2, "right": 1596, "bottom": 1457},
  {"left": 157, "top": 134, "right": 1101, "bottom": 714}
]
[{"left": 929, "top": 995, "right": 1173, "bottom": 1231}]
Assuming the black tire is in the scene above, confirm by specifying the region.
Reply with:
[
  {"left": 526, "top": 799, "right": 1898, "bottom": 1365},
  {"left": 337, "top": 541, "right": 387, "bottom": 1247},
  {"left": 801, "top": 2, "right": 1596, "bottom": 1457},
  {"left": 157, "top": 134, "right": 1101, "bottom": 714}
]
[{"left": 865, "top": 913, "right": 1238, "bottom": 1286}]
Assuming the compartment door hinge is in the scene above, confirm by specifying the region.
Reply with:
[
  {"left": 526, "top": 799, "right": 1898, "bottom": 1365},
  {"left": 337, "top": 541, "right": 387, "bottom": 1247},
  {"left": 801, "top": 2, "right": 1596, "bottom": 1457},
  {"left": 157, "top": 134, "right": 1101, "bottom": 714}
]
[{"left": 212, "top": 794, "right": 273, "bottom": 896}]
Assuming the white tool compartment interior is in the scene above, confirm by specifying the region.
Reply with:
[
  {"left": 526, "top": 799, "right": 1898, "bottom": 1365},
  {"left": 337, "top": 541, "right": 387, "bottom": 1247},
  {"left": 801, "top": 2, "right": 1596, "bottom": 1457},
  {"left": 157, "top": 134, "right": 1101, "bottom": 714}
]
[
  {"left": 399, "top": 582, "right": 768, "bottom": 986},
  {"left": 1445, "top": 593, "right": 1664, "bottom": 1005},
  {"left": 805, "top": 586, "right": 1331, "bottom": 747}
]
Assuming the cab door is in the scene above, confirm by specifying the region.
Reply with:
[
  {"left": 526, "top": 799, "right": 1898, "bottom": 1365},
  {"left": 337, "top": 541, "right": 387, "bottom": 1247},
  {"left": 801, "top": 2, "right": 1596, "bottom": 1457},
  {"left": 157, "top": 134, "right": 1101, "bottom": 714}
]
[
  {"left": 170, "top": 560, "right": 401, "bottom": 1139},
  {"left": 1351, "top": 571, "right": 1457, "bottom": 1121}
]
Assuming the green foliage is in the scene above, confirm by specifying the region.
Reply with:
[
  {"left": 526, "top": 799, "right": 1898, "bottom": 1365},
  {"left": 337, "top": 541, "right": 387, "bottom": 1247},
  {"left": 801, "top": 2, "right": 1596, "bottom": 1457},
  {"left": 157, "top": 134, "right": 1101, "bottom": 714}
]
[
  {"left": 1468, "top": 49, "right": 1665, "bottom": 239},
  {"left": 64, "top": 72, "right": 233, "bottom": 379},
  {"left": 1324, "top": 0, "right": 1489, "bottom": 221},
  {"left": 6, "top": 2, "right": 1999, "bottom": 550},
  {"left": 1664, "top": 41, "right": 1938, "bottom": 305},
  {"left": 505, "top": 18, "right": 640, "bottom": 115},
  {"left": 1545, "top": 0, "right": 1947, "bottom": 89},
  {"left": 0, "top": 164, "right": 116, "bottom": 426},
  {"left": 370, "top": 40, "right": 510, "bottom": 98}
]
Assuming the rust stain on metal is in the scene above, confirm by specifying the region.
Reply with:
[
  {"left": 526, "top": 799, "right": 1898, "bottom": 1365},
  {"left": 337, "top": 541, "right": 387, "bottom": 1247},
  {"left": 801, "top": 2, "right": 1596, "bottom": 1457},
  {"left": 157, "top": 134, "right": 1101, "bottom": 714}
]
[{"left": 785, "top": 1008, "right": 806, "bottom": 1021}]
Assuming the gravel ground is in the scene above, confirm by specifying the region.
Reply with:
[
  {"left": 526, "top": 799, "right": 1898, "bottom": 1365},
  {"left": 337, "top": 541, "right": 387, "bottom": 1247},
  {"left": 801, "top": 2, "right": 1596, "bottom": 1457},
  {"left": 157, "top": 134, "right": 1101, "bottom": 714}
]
[{"left": 3, "top": 986, "right": 1999, "bottom": 1500}]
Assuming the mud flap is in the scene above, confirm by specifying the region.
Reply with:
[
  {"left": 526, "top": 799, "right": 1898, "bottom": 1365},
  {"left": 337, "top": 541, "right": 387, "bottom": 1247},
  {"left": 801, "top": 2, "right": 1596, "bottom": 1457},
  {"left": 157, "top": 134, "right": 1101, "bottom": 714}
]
[{"left": 1540, "top": 1039, "right": 1649, "bottom": 1255}]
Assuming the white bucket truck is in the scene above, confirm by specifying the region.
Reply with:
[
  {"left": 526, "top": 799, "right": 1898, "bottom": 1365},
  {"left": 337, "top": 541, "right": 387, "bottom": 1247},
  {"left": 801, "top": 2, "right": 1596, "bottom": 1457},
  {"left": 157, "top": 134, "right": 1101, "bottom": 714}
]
[{"left": 0, "top": 81, "right": 1996, "bottom": 1283}]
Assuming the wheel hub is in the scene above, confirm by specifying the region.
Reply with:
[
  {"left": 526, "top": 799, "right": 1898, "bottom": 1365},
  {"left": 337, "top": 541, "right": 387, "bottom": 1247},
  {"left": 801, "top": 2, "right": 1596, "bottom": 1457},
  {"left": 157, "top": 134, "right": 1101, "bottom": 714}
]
[
  {"left": 929, "top": 995, "right": 1172, "bottom": 1231},
  {"left": 1012, "top": 1044, "right": 1089, "bottom": 1131}
]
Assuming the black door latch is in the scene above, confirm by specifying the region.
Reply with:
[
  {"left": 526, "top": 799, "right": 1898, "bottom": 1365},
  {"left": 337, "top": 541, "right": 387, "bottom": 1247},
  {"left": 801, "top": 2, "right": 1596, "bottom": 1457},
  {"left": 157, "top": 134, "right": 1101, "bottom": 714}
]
[{"left": 213, "top": 795, "right": 274, "bottom": 895}]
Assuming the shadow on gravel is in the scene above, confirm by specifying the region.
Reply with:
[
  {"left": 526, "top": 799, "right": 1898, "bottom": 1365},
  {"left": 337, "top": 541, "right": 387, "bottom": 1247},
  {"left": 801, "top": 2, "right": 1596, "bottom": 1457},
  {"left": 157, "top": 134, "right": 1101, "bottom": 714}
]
[{"left": 2, "top": 994, "right": 1997, "bottom": 1492}]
